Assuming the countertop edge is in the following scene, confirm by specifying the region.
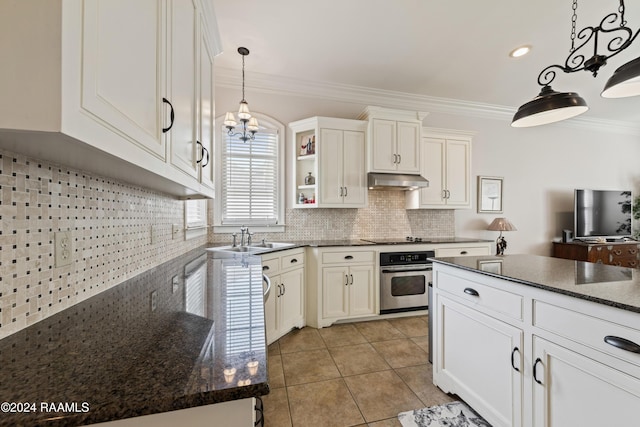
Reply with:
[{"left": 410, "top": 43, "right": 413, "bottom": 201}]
[{"left": 431, "top": 256, "right": 640, "bottom": 315}]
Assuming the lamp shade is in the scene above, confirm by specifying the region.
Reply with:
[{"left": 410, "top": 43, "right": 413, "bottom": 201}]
[
  {"left": 601, "top": 56, "right": 640, "bottom": 98},
  {"left": 511, "top": 85, "right": 588, "bottom": 127},
  {"left": 487, "top": 217, "right": 517, "bottom": 232}
]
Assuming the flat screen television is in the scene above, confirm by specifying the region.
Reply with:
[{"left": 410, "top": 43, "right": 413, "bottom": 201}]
[{"left": 574, "top": 189, "right": 633, "bottom": 240}]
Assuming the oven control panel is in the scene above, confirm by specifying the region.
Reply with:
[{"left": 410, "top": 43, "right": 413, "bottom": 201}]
[{"left": 380, "top": 251, "right": 435, "bottom": 266}]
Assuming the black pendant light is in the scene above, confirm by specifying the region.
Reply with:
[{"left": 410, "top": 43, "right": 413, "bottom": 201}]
[
  {"left": 601, "top": 56, "right": 640, "bottom": 98},
  {"left": 512, "top": 0, "right": 640, "bottom": 128},
  {"left": 512, "top": 86, "right": 588, "bottom": 127}
]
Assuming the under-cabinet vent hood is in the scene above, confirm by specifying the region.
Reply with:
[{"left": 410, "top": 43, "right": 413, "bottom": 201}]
[{"left": 367, "top": 173, "right": 429, "bottom": 190}]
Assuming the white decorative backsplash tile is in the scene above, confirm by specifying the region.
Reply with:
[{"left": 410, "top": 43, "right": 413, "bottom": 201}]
[
  {"left": 210, "top": 190, "right": 454, "bottom": 243},
  {"left": 0, "top": 149, "right": 207, "bottom": 339}
]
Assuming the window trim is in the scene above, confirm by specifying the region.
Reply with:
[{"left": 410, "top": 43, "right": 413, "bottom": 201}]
[{"left": 213, "top": 112, "right": 285, "bottom": 233}]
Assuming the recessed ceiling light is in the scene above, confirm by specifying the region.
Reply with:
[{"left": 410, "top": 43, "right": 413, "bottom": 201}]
[{"left": 509, "top": 45, "right": 532, "bottom": 58}]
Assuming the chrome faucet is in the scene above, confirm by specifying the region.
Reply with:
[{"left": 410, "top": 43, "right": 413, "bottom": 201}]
[
  {"left": 240, "top": 226, "right": 248, "bottom": 247},
  {"left": 247, "top": 232, "right": 254, "bottom": 246}
]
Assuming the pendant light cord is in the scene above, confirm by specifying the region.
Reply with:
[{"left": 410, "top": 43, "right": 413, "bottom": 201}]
[
  {"left": 570, "top": 0, "right": 578, "bottom": 53},
  {"left": 241, "top": 53, "right": 246, "bottom": 103}
]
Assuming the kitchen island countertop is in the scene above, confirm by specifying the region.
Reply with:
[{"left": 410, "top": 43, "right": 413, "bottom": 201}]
[
  {"left": 431, "top": 254, "right": 640, "bottom": 313},
  {"left": 0, "top": 247, "right": 268, "bottom": 426}
]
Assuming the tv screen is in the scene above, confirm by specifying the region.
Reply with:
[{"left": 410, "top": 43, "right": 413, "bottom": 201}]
[{"left": 574, "top": 189, "right": 632, "bottom": 239}]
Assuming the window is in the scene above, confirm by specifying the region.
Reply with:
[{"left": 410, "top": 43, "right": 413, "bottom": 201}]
[
  {"left": 214, "top": 113, "right": 285, "bottom": 232},
  {"left": 185, "top": 199, "right": 207, "bottom": 239}
]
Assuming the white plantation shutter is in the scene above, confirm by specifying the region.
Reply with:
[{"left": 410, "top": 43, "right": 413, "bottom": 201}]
[
  {"left": 221, "top": 126, "right": 279, "bottom": 225},
  {"left": 185, "top": 199, "right": 207, "bottom": 228}
]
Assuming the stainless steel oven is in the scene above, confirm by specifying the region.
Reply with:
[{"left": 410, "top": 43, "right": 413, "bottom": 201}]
[{"left": 380, "top": 250, "right": 434, "bottom": 314}]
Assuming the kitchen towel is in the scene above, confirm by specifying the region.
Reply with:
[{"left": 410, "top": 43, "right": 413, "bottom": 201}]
[{"left": 398, "top": 401, "right": 491, "bottom": 427}]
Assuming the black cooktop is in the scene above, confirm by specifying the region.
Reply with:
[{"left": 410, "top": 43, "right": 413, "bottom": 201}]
[{"left": 362, "top": 237, "right": 434, "bottom": 244}]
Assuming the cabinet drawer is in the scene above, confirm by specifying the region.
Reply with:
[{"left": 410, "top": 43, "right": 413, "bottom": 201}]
[
  {"left": 322, "top": 251, "right": 375, "bottom": 264},
  {"left": 436, "top": 246, "right": 490, "bottom": 257},
  {"left": 436, "top": 271, "right": 523, "bottom": 320},
  {"left": 534, "top": 301, "right": 640, "bottom": 367},
  {"left": 261, "top": 257, "right": 280, "bottom": 276},
  {"left": 281, "top": 251, "right": 305, "bottom": 270}
]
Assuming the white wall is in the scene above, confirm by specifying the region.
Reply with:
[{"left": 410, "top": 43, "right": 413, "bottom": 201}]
[{"left": 216, "top": 86, "right": 640, "bottom": 256}]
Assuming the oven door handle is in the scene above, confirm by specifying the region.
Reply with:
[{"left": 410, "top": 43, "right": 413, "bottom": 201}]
[{"left": 381, "top": 267, "right": 432, "bottom": 273}]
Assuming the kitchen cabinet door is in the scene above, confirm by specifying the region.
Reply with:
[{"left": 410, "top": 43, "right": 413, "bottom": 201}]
[
  {"left": 264, "top": 275, "right": 279, "bottom": 345},
  {"left": 435, "top": 295, "right": 523, "bottom": 427},
  {"left": 396, "top": 121, "right": 420, "bottom": 173},
  {"left": 416, "top": 137, "right": 446, "bottom": 206},
  {"left": 370, "top": 119, "right": 397, "bottom": 172},
  {"left": 81, "top": 0, "right": 166, "bottom": 159},
  {"left": 318, "top": 128, "right": 344, "bottom": 205},
  {"left": 197, "top": 16, "right": 215, "bottom": 190},
  {"left": 279, "top": 268, "right": 305, "bottom": 333},
  {"left": 348, "top": 265, "right": 375, "bottom": 316},
  {"left": 341, "top": 130, "right": 367, "bottom": 206},
  {"left": 168, "top": 0, "right": 198, "bottom": 179},
  {"left": 444, "top": 138, "right": 470, "bottom": 206},
  {"left": 322, "top": 266, "right": 350, "bottom": 319},
  {"left": 532, "top": 336, "right": 640, "bottom": 427}
]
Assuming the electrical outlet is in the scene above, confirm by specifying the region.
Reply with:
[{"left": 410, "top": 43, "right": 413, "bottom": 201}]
[
  {"left": 150, "top": 290, "right": 158, "bottom": 312},
  {"left": 172, "top": 275, "right": 179, "bottom": 293},
  {"left": 54, "top": 231, "right": 72, "bottom": 267},
  {"left": 172, "top": 224, "right": 181, "bottom": 240}
]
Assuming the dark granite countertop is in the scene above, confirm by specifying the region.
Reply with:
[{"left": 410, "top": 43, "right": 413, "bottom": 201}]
[
  {"left": 431, "top": 254, "right": 640, "bottom": 313},
  {"left": 0, "top": 247, "right": 269, "bottom": 426}
]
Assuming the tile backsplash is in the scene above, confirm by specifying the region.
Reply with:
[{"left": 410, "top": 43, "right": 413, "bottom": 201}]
[
  {"left": 210, "top": 190, "right": 454, "bottom": 243},
  {"left": 0, "top": 149, "right": 206, "bottom": 339}
]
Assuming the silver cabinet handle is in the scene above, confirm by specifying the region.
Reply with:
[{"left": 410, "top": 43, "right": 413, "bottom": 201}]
[
  {"left": 349, "top": 274, "right": 354, "bottom": 285},
  {"left": 276, "top": 284, "right": 282, "bottom": 298},
  {"left": 442, "top": 190, "right": 447, "bottom": 199},
  {"left": 345, "top": 275, "right": 349, "bottom": 286},
  {"left": 397, "top": 154, "right": 401, "bottom": 164},
  {"left": 344, "top": 187, "right": 348, "bottom": 197},
  {"left": 340, "top": 187, "right": 343, "bottom": 197},
  {"left": 393, "top": 154, "right": 398, "bottom": 164},
  {"left": 281, "top": 282, "right": 286, "bottom": 296}
]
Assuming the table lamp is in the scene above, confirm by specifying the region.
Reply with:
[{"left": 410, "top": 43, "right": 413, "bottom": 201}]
[{"left": 487, "top": 217, "right": 517, "bottom": 255}]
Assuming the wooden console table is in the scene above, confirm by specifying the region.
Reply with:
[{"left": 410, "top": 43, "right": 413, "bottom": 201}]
[{"left": 553, "top": 241, "right": 640, "bottom": 268}]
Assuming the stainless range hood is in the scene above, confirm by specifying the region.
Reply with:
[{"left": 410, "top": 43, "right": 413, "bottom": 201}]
[{"left": 367, "top": 173, "right": 429, "bottom": 190}]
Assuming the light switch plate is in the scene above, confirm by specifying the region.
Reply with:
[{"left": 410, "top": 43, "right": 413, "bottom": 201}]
[
  {"left": 54, "top": 231, "right": 72, "bottom": 267},
  {"left": 172, "top": 224, "right": 181, "bottom": 240},
  {"left": 172, "top": 275, "right": 179, "bottom": 293}
]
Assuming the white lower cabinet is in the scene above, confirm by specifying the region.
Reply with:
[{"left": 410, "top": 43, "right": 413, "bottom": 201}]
[
  {"left": 262, "top": 249, "right": 305, "bottom": 345},
  {"left": 307, "top": 248, "right": 376, "bottom": 328},
  {"left": 435, "top": 294, "right": 523, "bottom": 427},
  {"left": 433, "top": 263, "right": 640, "bottom": 427},
  {"left": 532, "top": 336, "right": 640, "bottom": 427},
  {"left": 93, "top": 398, "right": 256, "bottom": 426},
  {"left": 322, "top": 265, "right": 375, "bottom": 320}
]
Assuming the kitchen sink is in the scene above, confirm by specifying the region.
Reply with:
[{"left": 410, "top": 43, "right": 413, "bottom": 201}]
[
  {"left": 208, "top": 242, "right": 295, "bottom": 253},
  {"left": 250, "top": 242, "right": 295, "bottom": 249}
]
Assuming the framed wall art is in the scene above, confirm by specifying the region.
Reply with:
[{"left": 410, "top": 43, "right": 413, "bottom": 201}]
[{"left": 478, "top": 176, "right": 503, "bottom": 213}]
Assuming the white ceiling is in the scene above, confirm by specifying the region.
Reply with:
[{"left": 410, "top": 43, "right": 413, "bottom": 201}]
[{"left": 212, "top": 0, "right": 640, "bottom": 126}]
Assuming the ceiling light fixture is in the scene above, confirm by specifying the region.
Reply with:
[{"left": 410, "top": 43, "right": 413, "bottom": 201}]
[
  {"left": 509, "top": 45, "right": 531, "bottom": 58},
  {"left": 512, "top": 0, "right": 640, "bottom": 127},
  {"left": 224, "top": 47, "right": 259, "bottom": 142}
]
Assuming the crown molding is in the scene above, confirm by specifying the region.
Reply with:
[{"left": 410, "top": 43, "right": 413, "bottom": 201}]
[{"left": 215, "top": 67, "right": 640, "bottom": 136}]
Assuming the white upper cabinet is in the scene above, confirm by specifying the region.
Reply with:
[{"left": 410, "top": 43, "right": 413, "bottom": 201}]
[
  {"left": 81, "top": 0, "right": 166, "bottom": 160},
  {"left": 358, "top": 106, "right": 427, "bottom": 174},
  {"left": 406, "top": 128, "right": 473, "bottom": 209},
  {"left": 289, "top": 117, "right": 368, "bottom": 208},
  {"left": 0, "top": 0, "right": 221, "bottom": 198}
]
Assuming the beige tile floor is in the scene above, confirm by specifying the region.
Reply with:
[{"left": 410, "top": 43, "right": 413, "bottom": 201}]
[{"left": 263, "top": 316, "right": 455, "bottom": 427}]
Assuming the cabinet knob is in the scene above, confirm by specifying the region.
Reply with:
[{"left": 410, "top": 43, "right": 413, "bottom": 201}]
[
  {"left": 290, "top": 258, "right": 298, "bottom": 263},
  {"left": 460, "top": 251, "right": 468, "bottom": 255},
  {"left": 344, "top": 255, "right": 354, "bottom": 260},
  {"left": 262, "top": 265, "right": 269, "bottom": 271}
]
